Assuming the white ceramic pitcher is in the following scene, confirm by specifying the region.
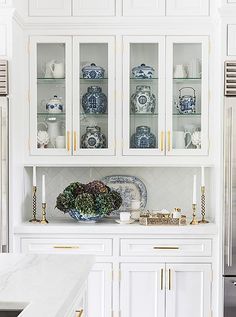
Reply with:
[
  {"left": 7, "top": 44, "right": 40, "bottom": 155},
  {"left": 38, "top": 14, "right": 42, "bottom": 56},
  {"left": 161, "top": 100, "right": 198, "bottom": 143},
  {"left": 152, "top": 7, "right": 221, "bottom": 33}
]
[
  {"left": 50, "top": 61, "right": 65, "bottom": 78},
  {"left": 38, "top": 117, "right": 64, "bottom": 148}
]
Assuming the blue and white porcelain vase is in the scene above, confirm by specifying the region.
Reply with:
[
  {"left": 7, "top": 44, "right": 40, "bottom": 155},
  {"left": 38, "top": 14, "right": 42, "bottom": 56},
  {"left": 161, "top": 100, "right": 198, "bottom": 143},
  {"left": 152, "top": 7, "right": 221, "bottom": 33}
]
[
  {"left": 82, "top": 86, "right": 107, "bottom": 114},
  {"left": 81, "top": 126, "right": 106, "bottom": 149},
  {"left": 131, "top": 85, "right": 156, "bottom": 114},
  {"left": 82, "top": 63, "right": 105, "bottom": 79},
  {"left": 131, "top": 126, "right": 156, "bottom": 148},
  {"left": 132, "top": 63, "right": 155, "bottom": 79}
]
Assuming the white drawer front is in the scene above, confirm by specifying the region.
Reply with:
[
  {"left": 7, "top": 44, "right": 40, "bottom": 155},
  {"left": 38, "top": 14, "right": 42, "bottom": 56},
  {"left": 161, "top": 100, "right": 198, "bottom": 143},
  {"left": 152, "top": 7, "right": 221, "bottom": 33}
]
[
  {"left": 73, "top": 0, "right": 115, "bottom": 16},
  {"left": 228, "top": 25, "right": 236, "bottom": 56},
  {"left": 21, "top": 238, "right": 112, "bottom": 256},
  {"left": 120, "top": 239, "right": 212, "bottom": 257},
  {"left": 29, "top": 0, "right": 71, "bottom": 16}
]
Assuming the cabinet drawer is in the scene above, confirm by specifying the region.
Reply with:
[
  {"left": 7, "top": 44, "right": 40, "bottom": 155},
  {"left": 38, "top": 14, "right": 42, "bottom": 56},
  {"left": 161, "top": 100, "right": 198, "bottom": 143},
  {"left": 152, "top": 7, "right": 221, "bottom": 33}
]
[
  {"left": 29, "top": 0, "right": 71, "bottom": 16},
  {"left": 228, "top": 25, "right": 236, "bottom": 55},
  {"left": 120, "top": 239, "right": 212, "bottom": 257},
  {"left": 21, "top": 238, "right": 112, "bottom": 256}
]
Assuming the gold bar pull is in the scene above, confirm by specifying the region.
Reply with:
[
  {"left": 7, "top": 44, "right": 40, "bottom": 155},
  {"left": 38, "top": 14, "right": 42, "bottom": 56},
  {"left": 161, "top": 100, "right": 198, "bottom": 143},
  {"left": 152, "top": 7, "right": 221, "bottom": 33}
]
[
  {"left": 168, "top": 269, "right": 171, "bottom": 290},
  {"left": 74, "top": 131, "right": 77, "bottom": 152},
  {"left": 53, "top": 246, "right": 80, "bottom": 249},
  {"left": 67, "top": 131, "right": 70, "bottom": 152},
  {"left": 160, "top": 268, "right": 164, "bottom": 290},
  {"left": 76, "top": 309, "right": 83, "bottom": 317},
  {"left": 153, "top": 246, "right": 179, "bottom": 250},
  {"left": 160, "top": 131, "right": 164, "bottom": 151},
  {"left": 167, "top": 130, "right": 171, "bottom": 151}
]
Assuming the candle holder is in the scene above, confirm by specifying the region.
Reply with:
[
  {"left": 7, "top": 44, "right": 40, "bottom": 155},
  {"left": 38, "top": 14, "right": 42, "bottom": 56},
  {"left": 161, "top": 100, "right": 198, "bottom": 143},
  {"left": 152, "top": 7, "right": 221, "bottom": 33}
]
[
  {"left": 29, "top": 186, "right": 40, "bottom": 223},
  {"left": 190, "top": 203, "right": 198, "bottom": 225},
  {"left": 199, "top": 186, "right": 209, "bottom": 224},
  {"left": 40, "top": 203, "right": 49, "bottom": 224}
]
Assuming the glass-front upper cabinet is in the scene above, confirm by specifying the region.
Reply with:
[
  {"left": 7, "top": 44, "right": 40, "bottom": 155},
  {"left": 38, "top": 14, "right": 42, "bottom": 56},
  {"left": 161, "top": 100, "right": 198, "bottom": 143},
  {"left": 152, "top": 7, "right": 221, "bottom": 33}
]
[
  {"left": 73, "top": 36, "right": 115, "bottom": 156},
  {"left": 166, "top": 36, "right": 209, "bottom": 155},
  {"left": 123, "top": 36, "right": 165, "bottom": 156},
  {"left": 30, "top": 36, "right": 72, "bottom": 155}
]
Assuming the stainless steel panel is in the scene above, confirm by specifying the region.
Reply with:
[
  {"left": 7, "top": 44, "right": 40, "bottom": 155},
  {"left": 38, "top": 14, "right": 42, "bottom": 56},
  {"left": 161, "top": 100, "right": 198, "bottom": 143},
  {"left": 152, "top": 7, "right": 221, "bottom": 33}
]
[{"left": 224, "top": 277, "right": 236, "bottom": 317}]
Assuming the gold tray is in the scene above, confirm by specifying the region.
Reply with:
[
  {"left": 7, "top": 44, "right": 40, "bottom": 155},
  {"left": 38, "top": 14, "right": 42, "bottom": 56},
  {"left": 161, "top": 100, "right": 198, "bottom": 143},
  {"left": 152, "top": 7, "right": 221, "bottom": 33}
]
[{"left": 139, "top": 216, "right": 180, "bottom": 226}]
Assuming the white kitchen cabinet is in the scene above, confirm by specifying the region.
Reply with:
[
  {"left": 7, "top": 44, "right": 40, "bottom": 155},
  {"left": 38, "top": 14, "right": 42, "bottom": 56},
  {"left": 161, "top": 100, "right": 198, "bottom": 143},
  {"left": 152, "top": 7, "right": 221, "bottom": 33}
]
[
  {"left": 120, "top": 263, "right": 165, "bottom": 317},
  {"left": 227, "top": 25, "right": 236, "bottom": 55},
  {"left": 87, "top": 263, "right": 112, "bottom": 317},
  {"left": 73, "top": 0, "right": 115, "bottom": 16},
  {"left": 166, "top": 36, "right": 209, "bottom": 156},
  {"left": 73, "top": 36, "right": 115, "bottom": 156},
  {"left": 166, "top": 263, "right": 212, "bottom": 317},
  {"left": 122, "top": 0, "right": 165, "bottom": 17},
  {"left": 166, "top": 0, "right": 209, "bottom": 16},
  {"left": 29, "top": 0, "right": 71, "bottom": 16},
  {"left": 123, "top": 36, "right": 166, "bottom": 156}
]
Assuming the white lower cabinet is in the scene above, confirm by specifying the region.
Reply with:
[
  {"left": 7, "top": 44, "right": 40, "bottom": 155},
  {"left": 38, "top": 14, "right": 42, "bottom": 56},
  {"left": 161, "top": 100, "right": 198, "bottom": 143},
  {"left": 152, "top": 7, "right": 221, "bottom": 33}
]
[
  {"left": 86, "top": 263, "right": 112, "bottom": 317},
  {"left": 120, "top": 263, "right": 212, "bottom": 317}
]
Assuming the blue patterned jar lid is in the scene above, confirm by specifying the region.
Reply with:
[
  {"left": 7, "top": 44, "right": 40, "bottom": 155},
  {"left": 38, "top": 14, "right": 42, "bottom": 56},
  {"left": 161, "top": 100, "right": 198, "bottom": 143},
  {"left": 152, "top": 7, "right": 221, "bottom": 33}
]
[
  {"left": 82, "top": 63, "right": 105, "bottom": 72},
  {"left": 87, "top": 86, "right": 102, "bottom": 93},
  {"left": 136, "top": 126, "right": 151, "bottom": 133},
  {"left": 136, "top": 85, "right": 151, "bottom": 92},
  {"left": 132, "top": 64, "right": 154, "bottom": 73},
  {"left": 86, "top": 126, "right": 101, "bottom": 132}
]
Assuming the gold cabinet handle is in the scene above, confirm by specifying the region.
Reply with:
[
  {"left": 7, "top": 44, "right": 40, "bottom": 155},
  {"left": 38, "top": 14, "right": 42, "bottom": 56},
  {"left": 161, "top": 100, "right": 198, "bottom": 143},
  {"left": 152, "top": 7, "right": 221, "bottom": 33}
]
[
  {"left": 67, "top": 131, "right": 70, "bottom": 152},
  {"left": 74, "top": 131, "right": 77, "bottom": 152},
  {"left": 153, "top": 246, "right": 179, "bottom": 250},
  {"left": 76, "top": 309, "right": 83, "bottom": 317},
  {"left": 168, "top": 269, "right": 171, "bottom": 290},
  {"left": 160, "top": 268, "right": 164, "bottom": 290},
  {"left": 160, "top": 131, "right": 164, "bottom": 151},
  {"left": 167, "top": 130, "right": 171, "bottom": 151},
  {"left": 53, "top": 246, "right": 80, "bottom": 249}
]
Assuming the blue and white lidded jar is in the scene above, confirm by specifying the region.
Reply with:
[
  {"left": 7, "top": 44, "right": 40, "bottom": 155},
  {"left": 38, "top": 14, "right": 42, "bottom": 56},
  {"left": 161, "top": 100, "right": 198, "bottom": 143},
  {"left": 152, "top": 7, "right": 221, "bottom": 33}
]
[
  {"left": 131, "top": 85, "right": 156, "bottom": 114},
  {"left": 82, "top": 63, "right": 105, "bottom": 79},
  {"left": 132, "top": 63, "right": 155, "bottom": 79},
  {"left": 82, "top": 86, "right": 107, "bottom": 114},
  {"left": 131, "top": 126, "right": 156, "bottom": 149},
  {"left": 46, "top": 95, "right": 63, "bottom": 113},
  {"left": 81, "top": 126, "right": 107, "bottom": 149}
]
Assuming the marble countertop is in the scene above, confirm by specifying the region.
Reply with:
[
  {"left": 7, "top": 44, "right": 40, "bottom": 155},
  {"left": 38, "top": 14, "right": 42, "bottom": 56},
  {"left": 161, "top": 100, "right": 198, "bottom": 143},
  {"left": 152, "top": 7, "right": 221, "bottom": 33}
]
[{"left": 0, "top": 254, "right": 95, "bottom": 317}]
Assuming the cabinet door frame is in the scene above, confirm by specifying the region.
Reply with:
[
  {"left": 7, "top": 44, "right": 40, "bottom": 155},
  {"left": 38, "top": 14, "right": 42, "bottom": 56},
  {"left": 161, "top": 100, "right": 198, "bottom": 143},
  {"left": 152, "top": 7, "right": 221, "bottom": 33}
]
[
  {"left": 165, "top": 263, "right": 212, "bottom": 317},
  {"left": 166, "top": 36, "right": 209, "bottom": 156},
  {"left": 29, "top": 36, "right": 73, "bottom": 156},
  {"left": 123, "top": 36, "right": 166, "bottom": 156},
  {"left": 120, "top": 262, "right": 165, "bottom": 317},
  {"left": 73, "top": 36, "right": 116, "bottom": 156},
  {"left": 122, "top": 0, "right": 165, "bottom": 17},
  {"left": 29, "top": 0, "right": 72, "bottom": 16},
  {"left": 166, "top": 0, "right": 209, "bottom": 16}
]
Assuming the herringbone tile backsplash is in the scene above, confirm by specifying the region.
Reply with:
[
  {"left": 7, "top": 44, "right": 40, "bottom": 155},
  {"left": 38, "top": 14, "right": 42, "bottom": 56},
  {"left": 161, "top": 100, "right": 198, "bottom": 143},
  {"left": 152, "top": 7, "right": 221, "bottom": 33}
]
[{"left": 24, "top": 167, "right": 214, "bottom": 221}]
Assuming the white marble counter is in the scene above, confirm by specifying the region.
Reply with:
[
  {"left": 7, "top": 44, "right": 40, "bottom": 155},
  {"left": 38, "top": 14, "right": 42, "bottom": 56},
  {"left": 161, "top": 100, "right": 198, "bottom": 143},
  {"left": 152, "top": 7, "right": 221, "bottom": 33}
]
[{"left": 0, "top": 254, "right": 95, "bottom": 317}]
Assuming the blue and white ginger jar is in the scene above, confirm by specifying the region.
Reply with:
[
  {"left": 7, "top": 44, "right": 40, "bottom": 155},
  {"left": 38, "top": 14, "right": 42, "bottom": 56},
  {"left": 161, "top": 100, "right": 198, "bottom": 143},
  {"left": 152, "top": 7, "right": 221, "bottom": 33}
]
[
  {"left": 81, "top": 126, "right": 106, "bottom": 149},
  {"left": 132, "top": 63, "right": 155, "bottom": 79},
  {"left": 82, "top": 63, "right": 105, "bottom": 79},
  {"left": 46, "top": 95, "right": 63, "bottom": 113},
  {"left": 131, "top": 126, "right": 156, "bottom": 148},
  {"left": 82, "top": 86, "right": 107, "bottom": 114},
  {"left": 131, "top": 85, "right": 156, "bottom": 114}
]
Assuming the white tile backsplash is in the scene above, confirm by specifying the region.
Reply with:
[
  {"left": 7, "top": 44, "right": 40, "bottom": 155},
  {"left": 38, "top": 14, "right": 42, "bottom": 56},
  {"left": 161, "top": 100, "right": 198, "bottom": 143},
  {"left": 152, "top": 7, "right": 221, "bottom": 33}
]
[{"left": 24, "top": 167, "right": 213, "bottom": 222}]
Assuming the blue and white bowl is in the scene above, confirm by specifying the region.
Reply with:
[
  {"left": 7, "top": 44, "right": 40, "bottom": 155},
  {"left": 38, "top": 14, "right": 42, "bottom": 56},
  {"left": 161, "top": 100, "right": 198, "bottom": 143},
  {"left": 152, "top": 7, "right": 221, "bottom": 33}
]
[
  {"left": 82, "top": 63, "right": 105, "bottom": 79},
  {"left": 68, "top": 210, "right": 104, "bottom": 223}
]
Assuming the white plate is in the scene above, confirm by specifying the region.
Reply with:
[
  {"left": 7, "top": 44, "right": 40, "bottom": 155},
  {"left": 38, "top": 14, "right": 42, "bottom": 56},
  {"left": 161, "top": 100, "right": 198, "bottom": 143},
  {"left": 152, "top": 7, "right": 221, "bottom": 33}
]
[{"left": 115, "top": 219, "right": 135, "bottom": 225}]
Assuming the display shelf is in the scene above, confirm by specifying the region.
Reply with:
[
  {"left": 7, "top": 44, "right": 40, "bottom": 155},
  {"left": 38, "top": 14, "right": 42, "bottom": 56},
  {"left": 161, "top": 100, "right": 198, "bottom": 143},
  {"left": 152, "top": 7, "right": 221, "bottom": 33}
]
[
  {"left": 130, "top": 113, "right": 158, "bottom": 117},
  {"left": 173, "top": 113, "right": 201, "bottom": 116},
  {"left": 37, "top": 78, "right": 65, "bottom": 84},
  {"left": 173, "top": 78, "right": 201, "bottom": 84},
  {"left": 80, "top": 78, "right": 108, "bottom": 84},
  {"left": 37, "top": 112, "right": 65, "bottom": 116}
]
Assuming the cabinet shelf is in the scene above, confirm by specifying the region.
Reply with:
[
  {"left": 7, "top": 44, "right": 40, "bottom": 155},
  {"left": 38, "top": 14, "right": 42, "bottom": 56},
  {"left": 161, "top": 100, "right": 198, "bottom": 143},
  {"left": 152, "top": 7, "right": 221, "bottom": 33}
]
[
  {"left": 173, "top": 113, "right": 201, "bottom": 117},
  {"left": 173, "top": 78, "right": 201, "bottom": 84},
  {"left": 130, "top": 113, "right": 158, "bottom": 117},
  {"left": 37, "top": 112, "right": 65, "bottom": 116},
  {"left": 37, "top": 78, "right": 65, "bottom": 84},
  {"left": 80, "top": 78, "right": 108, "bottom": 84},
  {"left": 80, "top": 113, "right": 108, "bottom": 116}
]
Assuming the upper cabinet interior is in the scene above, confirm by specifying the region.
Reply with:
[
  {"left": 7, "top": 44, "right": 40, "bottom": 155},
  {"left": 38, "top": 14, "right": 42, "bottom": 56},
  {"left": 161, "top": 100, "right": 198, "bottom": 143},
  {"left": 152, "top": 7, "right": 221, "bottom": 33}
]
[{"left": 28, "top": 0, "right": 210, "bottom": 17}]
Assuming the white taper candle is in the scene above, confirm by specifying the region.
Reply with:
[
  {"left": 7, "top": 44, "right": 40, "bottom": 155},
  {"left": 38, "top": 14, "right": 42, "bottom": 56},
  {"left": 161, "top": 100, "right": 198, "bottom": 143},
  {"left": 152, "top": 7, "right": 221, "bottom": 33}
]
[
  {"left": 201, "top": 166, "right": 205, "bottom": 187},
  {"left": 33, "top": 166, "right": 37, "bottom": 187},
  {"left": 193, "top": 175, "right": 197, "bottom": 204},
  {"left": 42, "top": 175, "right": 46, "bottom": 203}
]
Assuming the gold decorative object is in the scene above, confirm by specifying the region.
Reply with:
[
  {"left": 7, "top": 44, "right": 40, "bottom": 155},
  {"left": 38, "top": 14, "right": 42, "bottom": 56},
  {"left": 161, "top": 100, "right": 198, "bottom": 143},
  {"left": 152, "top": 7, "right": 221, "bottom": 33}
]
[
  {"left": 139, "top": 212, "right": 180, "bottom": 226},
  {"left": 29, "top": 186, "right": 40, "bottom": 223},
  {"left": 199, "top": 186, "right": 209, "bottom": 224},
  {"left": 40, "top": 203, "right": 49, "bottom": 224},
  {"left": 190, "top": 203, "right": 198, "bottom": 225}
]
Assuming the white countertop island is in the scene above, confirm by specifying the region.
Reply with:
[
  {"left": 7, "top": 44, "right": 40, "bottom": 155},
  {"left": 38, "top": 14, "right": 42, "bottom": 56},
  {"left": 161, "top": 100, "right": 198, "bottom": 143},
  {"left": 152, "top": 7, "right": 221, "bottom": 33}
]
[{"left": 0, "top": 254, "right": 95, "bottom": 317}]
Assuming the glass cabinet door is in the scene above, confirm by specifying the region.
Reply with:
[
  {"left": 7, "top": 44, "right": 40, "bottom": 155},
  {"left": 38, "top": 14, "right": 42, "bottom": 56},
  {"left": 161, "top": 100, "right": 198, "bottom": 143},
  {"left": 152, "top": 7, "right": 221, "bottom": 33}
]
[
  {"left": 123, "top": 36, "right": 165, "bottom": 156},
  {"left": 30, "top": 36, "right": 72, "bottom": 155},
  {"left": 73, "top": 36, "right": 115, "bottom": 155},
  {"left": 166, "top": 36, "right": 209, "bottom": 155}
]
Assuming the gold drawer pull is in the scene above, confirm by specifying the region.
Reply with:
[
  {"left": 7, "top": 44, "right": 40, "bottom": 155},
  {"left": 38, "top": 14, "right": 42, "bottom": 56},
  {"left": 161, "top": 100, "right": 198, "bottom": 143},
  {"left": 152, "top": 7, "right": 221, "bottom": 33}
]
[
  {"left": 53, "top": 246, "right": 80, "bottom": 249},
  {"left": 160, "top": 268, "right": 164, "bottom": 290},
  {"left": 153, "top": 246, "right": 179, "bottom": 250},
  {"left": 160, "top": 131, "right": 164, "bottom": 151},
  {"left": 76, "top": 309, "right": 83, "bottom": 317},
  {"left": 74, "top": 131, "right": 77, "bottom": 152},
  {"left": 67, "top": 131, "right": 71, "bottom": 152},
  {"left": 167, "top": 130, "right": 171, "bottom": 151},
  {"left": 168, "top": 269, "right": 171, "bottom": 290}
]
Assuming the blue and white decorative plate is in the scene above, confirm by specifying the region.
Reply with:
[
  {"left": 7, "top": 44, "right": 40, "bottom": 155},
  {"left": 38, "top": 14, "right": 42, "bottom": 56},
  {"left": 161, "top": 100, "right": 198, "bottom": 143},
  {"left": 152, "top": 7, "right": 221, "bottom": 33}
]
[{"left": 102, "top": 175, "right": 147, "bottom": 216}]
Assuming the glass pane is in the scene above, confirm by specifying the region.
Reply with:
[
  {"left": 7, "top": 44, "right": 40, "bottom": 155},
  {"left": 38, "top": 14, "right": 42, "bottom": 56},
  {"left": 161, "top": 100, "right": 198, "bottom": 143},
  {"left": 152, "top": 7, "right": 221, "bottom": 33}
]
[
  {"left": 79, "top": 43, "right": 108, "bottom": 149},
  {"left": 37, "top": 43, "right": 66, "bottom": 150},
  {"left": 172, "top": 43, "right": 202, "bottom": 150},
  {"left": 129, "top": 43, "right": 159, "bottom": 149}
]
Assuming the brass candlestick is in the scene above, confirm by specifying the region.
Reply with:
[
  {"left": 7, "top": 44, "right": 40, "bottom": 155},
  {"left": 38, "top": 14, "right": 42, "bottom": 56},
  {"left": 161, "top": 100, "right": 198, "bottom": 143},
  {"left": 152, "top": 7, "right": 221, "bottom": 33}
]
[
  {"left": 29, "top": 186, "right": 40, "bottom": 223},
  {"left": 190, "top": 203, "right": 198, "bottom": 225},
  {"left": 40, "top": 203, "right": 49, "bottom": 224},
  {"left": 199, "top": 186, "right": 209, "bottom": 224}
]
